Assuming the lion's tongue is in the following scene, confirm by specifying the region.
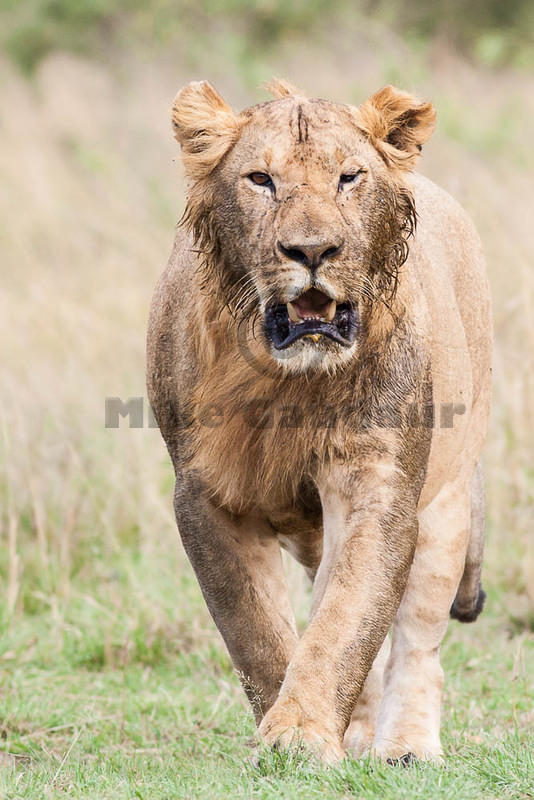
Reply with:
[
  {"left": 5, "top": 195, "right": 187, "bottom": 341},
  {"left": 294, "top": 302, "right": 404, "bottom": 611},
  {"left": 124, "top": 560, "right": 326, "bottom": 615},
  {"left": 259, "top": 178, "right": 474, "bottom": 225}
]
[{"left": 290, "top": 289, "right": 335, "bottom": 320}]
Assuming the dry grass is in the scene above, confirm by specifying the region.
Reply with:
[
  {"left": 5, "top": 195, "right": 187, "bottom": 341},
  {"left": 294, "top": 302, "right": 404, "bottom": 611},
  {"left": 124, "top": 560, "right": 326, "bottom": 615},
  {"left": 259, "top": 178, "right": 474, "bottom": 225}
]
[{"left": 0, "top": 20, "right": 533, "bottom": 797}]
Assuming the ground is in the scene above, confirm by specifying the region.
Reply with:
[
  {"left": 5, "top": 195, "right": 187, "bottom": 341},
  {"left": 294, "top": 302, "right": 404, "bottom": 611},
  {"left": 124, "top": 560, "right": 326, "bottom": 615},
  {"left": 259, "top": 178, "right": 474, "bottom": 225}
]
[{"left": 0, "top": 540, "right": 532, "bottom": 799}]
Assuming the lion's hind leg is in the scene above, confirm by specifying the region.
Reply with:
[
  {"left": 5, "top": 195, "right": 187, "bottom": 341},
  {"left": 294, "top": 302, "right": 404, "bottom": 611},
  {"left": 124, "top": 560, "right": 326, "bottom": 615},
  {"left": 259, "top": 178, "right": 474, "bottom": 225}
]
[
  {"left": 344, "top": 635, "right": 390, "bottom": 758},
  {"left": 450, "top": 460, "right": 486, "bottom": 623},
  {"left": 372, "top": 473, "right": 473, "bottom": 762}
]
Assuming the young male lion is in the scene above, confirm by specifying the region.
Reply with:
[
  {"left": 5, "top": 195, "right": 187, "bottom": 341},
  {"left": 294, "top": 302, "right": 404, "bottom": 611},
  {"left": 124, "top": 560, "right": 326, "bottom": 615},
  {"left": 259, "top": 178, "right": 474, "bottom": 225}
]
[{"left": 147, "top": 80, "right": 492, "bottom": 763}]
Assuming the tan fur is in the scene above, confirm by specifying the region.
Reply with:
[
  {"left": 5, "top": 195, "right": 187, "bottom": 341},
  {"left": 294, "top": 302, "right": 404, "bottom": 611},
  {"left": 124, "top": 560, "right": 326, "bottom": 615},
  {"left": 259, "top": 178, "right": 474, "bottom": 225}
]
[
  {"left": 263, "top": 78, "right": 304, "bottom": 99},
  {"left": 147, "top": 81, "right": 492, "bottom": 763},
  {"left": 344, "top": 636, "right": 391, "bottom": 757},
  {"left": 357, "top": 85, "right": 437, "bottom": 171},
  {"left": 171, "top": 81, "right": 243, "bottom": 181}
]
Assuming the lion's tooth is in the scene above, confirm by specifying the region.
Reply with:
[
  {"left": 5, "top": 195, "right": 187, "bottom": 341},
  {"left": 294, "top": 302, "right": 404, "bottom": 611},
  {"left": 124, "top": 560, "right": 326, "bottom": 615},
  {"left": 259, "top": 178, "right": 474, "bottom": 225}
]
[
  {"left": 324, "top": 300, "right": 336, "bottom": 322},
  {"left": 287, "top": 302, "right": 301, "bottom": 323}
]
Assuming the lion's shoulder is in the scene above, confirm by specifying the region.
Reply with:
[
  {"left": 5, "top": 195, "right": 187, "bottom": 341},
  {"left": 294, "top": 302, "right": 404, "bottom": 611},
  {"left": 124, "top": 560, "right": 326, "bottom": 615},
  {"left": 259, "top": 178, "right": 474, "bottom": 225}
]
[{"left": 410, "top": 172, "right": 479, "bottom": 241}]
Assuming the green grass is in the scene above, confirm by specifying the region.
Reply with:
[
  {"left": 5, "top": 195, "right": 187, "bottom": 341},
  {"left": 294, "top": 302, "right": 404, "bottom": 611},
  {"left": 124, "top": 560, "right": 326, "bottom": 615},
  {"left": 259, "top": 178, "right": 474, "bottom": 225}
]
[{"left": 0, "top": 548, "right": 532, "bottom": 799}]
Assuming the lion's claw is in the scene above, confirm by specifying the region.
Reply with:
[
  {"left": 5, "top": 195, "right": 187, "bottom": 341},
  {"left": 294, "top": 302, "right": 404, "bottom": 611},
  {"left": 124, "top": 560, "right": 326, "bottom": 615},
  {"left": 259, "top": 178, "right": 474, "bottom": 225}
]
[{"left": 386, "top": 751, "right": 418, "bottom": 767}]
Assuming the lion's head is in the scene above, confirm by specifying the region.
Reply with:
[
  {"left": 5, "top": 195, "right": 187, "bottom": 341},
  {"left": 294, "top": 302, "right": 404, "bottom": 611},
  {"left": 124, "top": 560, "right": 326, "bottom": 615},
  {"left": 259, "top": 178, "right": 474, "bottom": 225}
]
[{"left": 172, "top": 80, "right": 436, "bottom": 373}]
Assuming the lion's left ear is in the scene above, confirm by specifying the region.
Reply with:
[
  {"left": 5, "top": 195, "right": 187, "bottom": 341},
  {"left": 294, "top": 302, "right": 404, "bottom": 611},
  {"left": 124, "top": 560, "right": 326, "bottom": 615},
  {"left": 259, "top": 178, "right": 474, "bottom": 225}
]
[
  {"left": 358, "top": 85, "right": 436, "bottom": 171},
  {"left": 172, "top": 81, "right": 241, "bottom": 181}
]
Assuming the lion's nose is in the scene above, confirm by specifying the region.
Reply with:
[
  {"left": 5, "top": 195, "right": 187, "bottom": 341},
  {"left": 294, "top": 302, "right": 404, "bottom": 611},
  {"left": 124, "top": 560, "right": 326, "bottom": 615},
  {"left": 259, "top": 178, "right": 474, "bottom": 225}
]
[{"left": 277, "top": 238, "right": 343, "bottom": 272}]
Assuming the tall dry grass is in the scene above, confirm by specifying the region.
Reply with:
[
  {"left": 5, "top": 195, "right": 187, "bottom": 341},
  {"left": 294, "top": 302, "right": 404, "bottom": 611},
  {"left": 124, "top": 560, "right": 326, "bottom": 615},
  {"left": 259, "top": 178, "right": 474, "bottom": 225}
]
[{"left": 0, "top": 24, "right": 533, "bottom": 634}]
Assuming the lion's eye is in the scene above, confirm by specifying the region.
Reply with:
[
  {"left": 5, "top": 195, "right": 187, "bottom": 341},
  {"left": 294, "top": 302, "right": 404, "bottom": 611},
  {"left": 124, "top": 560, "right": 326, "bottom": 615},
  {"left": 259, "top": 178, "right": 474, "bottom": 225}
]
[
  {"left": 338, "top": 170, "right": 364, "bottom": 190},
  {"left": 248, "top": 172, "right": 274, "bottom": 188}
]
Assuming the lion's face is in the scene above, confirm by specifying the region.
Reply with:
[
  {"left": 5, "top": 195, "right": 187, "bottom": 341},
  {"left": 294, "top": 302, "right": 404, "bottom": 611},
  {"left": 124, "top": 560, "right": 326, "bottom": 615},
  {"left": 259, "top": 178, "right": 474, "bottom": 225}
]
[
  {"left": 216, "top": 102, "right": 411, "bottom": 372},
  {"left": 172, "top": 81, "right": 435, "bottom": 373}
]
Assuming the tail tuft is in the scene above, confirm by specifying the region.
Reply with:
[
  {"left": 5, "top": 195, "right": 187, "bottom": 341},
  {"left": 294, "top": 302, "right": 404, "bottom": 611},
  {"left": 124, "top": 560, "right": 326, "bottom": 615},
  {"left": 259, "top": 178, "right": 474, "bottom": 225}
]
[{"left": 450, "top": 586, "right": 486, "bottom": 623}]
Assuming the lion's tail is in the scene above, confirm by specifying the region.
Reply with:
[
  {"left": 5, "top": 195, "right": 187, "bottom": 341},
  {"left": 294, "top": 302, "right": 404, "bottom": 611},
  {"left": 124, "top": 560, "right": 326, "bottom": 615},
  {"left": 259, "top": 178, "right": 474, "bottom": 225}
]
[{"left": 449, "top": 461, "right": 487, "bottom": 623}]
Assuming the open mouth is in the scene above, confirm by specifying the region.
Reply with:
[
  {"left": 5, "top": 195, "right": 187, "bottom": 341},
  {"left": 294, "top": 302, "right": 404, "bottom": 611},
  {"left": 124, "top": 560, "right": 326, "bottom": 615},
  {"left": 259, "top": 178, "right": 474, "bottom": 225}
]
[{"left": 264, "top": 288, "right": 358, "bottom": 350}]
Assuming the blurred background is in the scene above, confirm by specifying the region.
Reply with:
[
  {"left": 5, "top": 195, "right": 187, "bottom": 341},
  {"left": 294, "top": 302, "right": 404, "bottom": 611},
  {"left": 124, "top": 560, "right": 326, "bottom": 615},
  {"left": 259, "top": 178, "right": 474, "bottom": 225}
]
[{"left": 0, "top": 0, "right": 533, "bottom": 788}]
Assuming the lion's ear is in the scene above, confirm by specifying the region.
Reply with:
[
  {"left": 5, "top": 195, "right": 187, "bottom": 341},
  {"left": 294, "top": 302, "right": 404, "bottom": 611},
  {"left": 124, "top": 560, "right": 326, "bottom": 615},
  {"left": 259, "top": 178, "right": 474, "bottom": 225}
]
[
  {"left": 172, "top": 81, "right": 241, "bottom": 180},
  {"left": 358, "top": 85, "right": 436, "bottom": 171}
]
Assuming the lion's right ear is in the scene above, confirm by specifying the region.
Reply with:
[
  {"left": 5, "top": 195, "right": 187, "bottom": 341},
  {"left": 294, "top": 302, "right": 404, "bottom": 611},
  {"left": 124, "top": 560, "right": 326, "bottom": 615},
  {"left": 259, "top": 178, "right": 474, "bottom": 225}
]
[{"left": 172, "top": 81, "right": 241, "bottom": 181}]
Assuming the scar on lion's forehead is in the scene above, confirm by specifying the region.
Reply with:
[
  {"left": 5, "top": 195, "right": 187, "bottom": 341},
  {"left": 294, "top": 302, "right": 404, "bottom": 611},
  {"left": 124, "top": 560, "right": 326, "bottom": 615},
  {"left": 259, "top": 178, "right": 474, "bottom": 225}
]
[
  {"left": 263, "top": 148, "right": 273, "bottom": 168},
  {"left": 290, "top": 104, "right": 311, "bottom": 144}
]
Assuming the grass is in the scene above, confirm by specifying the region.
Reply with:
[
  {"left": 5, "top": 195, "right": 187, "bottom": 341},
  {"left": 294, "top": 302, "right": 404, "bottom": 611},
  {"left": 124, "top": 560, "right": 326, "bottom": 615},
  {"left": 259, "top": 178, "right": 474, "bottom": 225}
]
[
  {"left": 0, "top": 575, "right": 532, "bottom": 798},
  {"left": 1, "top": 9, "right": 534, "bottom": 800}
]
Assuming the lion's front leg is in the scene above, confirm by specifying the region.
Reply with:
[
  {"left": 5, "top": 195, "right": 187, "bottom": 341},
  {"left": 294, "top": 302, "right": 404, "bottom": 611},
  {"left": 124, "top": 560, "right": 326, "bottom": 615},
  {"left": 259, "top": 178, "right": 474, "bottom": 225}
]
[
  {"left": 258, "top": 458, "right": 419, "bottom": 762},
  {"left": 174, "top": 474, "right": 298, "bottom": 720}
]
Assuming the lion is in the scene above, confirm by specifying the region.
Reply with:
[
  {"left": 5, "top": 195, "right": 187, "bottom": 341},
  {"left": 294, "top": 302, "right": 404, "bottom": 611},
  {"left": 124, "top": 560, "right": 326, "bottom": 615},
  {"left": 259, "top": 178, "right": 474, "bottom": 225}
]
[{"left": 146, "top": 79, "right": 492, "bottom": 764}]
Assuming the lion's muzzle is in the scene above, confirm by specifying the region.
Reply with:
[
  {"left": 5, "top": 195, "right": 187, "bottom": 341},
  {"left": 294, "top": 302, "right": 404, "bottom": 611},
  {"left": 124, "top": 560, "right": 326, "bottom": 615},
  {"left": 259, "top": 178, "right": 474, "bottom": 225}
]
[{"left": 264, "top": 288, "right": 358, "bottom": 350}]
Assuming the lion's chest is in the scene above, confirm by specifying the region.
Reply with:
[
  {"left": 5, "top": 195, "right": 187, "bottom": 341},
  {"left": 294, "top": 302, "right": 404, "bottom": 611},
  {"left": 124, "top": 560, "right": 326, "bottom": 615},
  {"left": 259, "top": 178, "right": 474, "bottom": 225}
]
[
  {"left": 267, "top": 479, "right": 324, "bottom": 576},
  {"left": 191, "top": 401, "right": 336, "bottom": 514}
]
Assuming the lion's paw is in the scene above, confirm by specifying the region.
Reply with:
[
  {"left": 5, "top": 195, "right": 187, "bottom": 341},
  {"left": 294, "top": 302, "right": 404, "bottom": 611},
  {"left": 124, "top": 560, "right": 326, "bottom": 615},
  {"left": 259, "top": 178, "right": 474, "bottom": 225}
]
[
  {"left": 343, "top": 718, "right": 374, "bottom": 759},
  {"left": 258, "top": 701, "right": 344, "bottom": 765},
  {"left": 373, "top": 738, "right": 444, "bottom": 765}
]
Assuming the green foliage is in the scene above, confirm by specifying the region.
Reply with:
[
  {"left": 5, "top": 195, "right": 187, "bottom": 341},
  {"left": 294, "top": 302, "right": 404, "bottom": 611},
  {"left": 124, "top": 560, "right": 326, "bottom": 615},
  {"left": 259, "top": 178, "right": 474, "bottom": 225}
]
[
  {"left": 1, "top": 0, "right": 130, "bottom": 72},
  {"left": 2, "top": 0, "right": 534, "bottom": 74},
  {"left": 370, "top": 0, "right": 534, "bottom": 66},
  {"left": 0, "top": 0, "right": 342, "bottom": 73}
]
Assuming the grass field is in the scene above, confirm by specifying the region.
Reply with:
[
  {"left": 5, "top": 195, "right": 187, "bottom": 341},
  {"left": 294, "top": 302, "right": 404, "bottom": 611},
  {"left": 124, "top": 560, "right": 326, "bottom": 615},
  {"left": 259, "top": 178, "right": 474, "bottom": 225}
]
[
  {"left": 0, "top": 553, "right": 532, "bottom": 799},
  {"left": 0, "top": 7, "right": 533, "bottom": 798}
]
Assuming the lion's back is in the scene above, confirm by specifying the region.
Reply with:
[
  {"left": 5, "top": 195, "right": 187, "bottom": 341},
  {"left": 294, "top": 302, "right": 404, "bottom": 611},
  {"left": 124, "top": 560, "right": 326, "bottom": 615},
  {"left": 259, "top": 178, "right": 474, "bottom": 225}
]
[
  {"left": 410, "top": 172, "right": 492, "bottom": 387},
  {"left": 146, "top": 228, "right": 198, "bottom": 456},
  {"left": 409, "top": 173, "right": 492, "bottom": 504}
]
